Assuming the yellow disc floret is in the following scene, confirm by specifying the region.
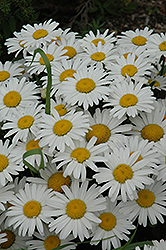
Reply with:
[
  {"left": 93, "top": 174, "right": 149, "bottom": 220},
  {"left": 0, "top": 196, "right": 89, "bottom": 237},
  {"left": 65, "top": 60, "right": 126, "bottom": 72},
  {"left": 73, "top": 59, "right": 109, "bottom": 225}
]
[
  {"left": 123, "top": 52, "right": 138, "bottom": 61},
  {"left": 90, "top": 52, "right": 106, "bottom": 61},
  {"left": 130, "top": 151, "right": 143, "bottom": 163},
  {"left": 86, "top": 124, "right": 111, "bottom": 145},
  {"left": 92, "top": 38, "right": 105, "bottom": 46},
  {"left": 113, "top": 164, "right": 133, "bottom": 183},
  {"left": 0, "top": 230, "right": 15, "bottom": 249},
  {"left": 23, "top": 200, "right": 41, "bottom": 218},
  {"left": 159, "top": 41, "right": 166, "bottom": 51},
  {"left": 33, "top": 29, "right": 48, "bottom": 40},
  {"left": 132, "top": 36, "right": 147, "bottom": 46},
  {"left": 19, "top": 39, "right": 27, "bottom": 48},
  {"left": 54, "top": 104, "right": 67, "bottom": 116},
  {"left": 141, "top": 124, "right": 164, "bottom": 142},
  {"left": 39, "top": 54, "right": 54, "bottom": 65},
  {"left": 62, "top": 46, "right": 77, "bottom": 59},
  {"left": 44, "top": 235, "right": 61, "bottom": 250},
  {"left": 119, "top": 93, "right": 138, "bottom": 107},
  {"left": 121, "top": 65, "right": 138, "bottom": 77},
  {"left": 3, "top": 91, "right": 21, "bottom": 107},
  {"left": 70, "top": 147, "right": 90, "bottom": 163},
  {"left": 48, "top": 172, "right": 71, "bottom": 193},
  {"left": 53, "top": 119, "right": 72, "bottom": 136},
  {"left": 136, "top": 189, "right": 155, "bottom": 208},
  {"left": 99, "top": 212, "right": 116, "bottom": 231},
  {"left": 60, "top": 69, "right": 76, "bottom": 82},
  {"left": 76, "top": 78, "right": 95, "bottom": 93},
  {"left": 26, "top": 139, "right": 41, "bottom": 151},
  {"left": 66, "top": 199, "right": 86, "bottom": 219},
  {"left": 0, "top": 71, "right": 10, "bottom": 82},
  {"left": 17, "top": 115, "right": 34, "bottom": 129},
  {"left": 0, "top": 154, "right": 9, "bottom": 172}
]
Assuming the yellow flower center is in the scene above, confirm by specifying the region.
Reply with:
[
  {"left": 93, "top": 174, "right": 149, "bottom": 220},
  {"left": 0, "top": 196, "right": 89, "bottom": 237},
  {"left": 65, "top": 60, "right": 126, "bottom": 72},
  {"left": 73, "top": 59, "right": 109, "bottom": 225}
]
[
  {"left": 123, "top": 52, "right": 138, "bottom": 61},
  {"left": 86, "top": 124, "right": 111, "bottom": 145},
  {"left": 136, "top": 189, "right": 155, "bottom": 208},
  {"left": 26, "top": 139, "right": 41, "bottom": 151},
  {"left": 32, "top": 29, "right": 48, "bottom": 40},
  {"left": 23, "top": 200, "right": 41, "bottom": 218},
  {"left": 66, "top": 199, "right": 86, "bottom": 219},
  {"left": 0, "top": 154, "right": 9, "bottom": 172},
  {"left": 121, "top": 65, "right": 138, "bottom": 77},
  {"left": 159, "top": 41, "right": 166, "bottom": 51},
  {"left": 148, "top": 79, "right": 160, "bottom": 87},
  {"left": 62, "top": 46, "right": 77, "bottom": 59},
  {"left": 3, "top": 91, "right": 21, "bottom": 108},
  {"left": 76, "top": 78, "right": 95, "bottom": 93},
  {"left": 39, "top": 54, "right": 54, "bottom": 65},
  {"left": 130, "top": 151, "right": 143, "bottom": 163},
  {"left": 54, "top": 104, "right": 67, "bottom": 116},
  {"left": 19, "top": 39, "right": 27, "bottom": 48},
  {"left": 59, "top": 69, "right": 76, "bottom": 82},
  {"left": 0, "top": 71, "right": 10, "bottom": 82},
  {"left": 47, "top": 172, "right": 71, "bottom": 193},
  {"left": 119, "top": 93, "right": 138, "bottom": 107},
  {"left": 53, "top": 119, "right": 72, "bottom": 136},
  {"left": 113, "top": 164, "right": 133, "bottom": 183},
  {"left": 0, "top": 230, "right": 15, "bottom": 249},
  {"left": 44, "top": 235, "right": 61, "bottom": 250},
  {"left": 141, "top": 124, "right": 164, "bottom": 142},
  {"left": 91, "top": 38, "right": 105, "bottom": 46},
  {"left": 99, "top": 212, "right": 116, "bottom": 231},
  {"left": 70, "top": 147, "right": 90, "bottom": 163},
  {"left": 132, "top": 36, "right": 147, "bottom": 46},
  {"left": 90, "top": 52, "right": 106, "bottom": 61},
  {"left": 17, "top": 115, "right": 34, "bottom": 129}
]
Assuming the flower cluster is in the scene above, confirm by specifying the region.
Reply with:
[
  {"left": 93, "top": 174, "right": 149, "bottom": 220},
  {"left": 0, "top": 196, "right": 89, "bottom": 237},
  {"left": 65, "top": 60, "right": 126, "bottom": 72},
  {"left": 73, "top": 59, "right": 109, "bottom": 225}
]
[{"left": 0, "top": 19, "right": 166, "bottom": 250}]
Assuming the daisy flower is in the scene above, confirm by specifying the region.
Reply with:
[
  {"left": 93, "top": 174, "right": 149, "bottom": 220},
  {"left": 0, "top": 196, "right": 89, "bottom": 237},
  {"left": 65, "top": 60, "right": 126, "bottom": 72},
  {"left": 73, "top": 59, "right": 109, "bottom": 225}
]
[
  {"left": 115, "top": 45, "right": 148, "bottom": 60},
  {"left": 6, "top": 183, "right": 55, "bottom": 236},
  {"left": 93, "top": 146, "right": 154, "bottom": 202},
  {"left": 26, "top": 223, "right": 76, "bottom": 250},
  {"left": 27, "top": 161, "right": 72, "bottom": 193},
  {"left": 107, "top": 53, "right": 152, "bottom": 82},
  {"left": 117, "top": 27, "right": 153, "bottom": 49},
  {"left": 130, "top": 107, "right": 166, "bottom": 145},
  {"left": 0, "top": 77, "right": 39, "bottom": 121},
  {"left": 0, "top": 233, "right": 7, "bottom": 245},
  {"left": 50, "top": 97, "right": 76, "bottom": 117},
  {"left": 85, "top": 108, "right": 132, "bottom": 149},
  {"left": 2, "top": 104, "right": 43, "bottom": 145},
  {"left": 0, "top": 183, "right": 14, "bottom": 211},
  {"left": 36, "top": 109, "right": 90, "bottom": 153},
  {"left": 48, "top": 180, "right": 106, "bottom": 241},
  {"left": 154, "top": 136, "right": 166, "bottom": 182},
  {"left": 21, "top": 19, "right": 61, "bottom": 49},
  {"left": 52, "top": 136, "right": 108, "bottom": 182},
  {"left": 119, "top": 180, "right": 166, "bottom": 227},
  {"left": 0, "top": 61, "right": 22, "bottom": 84},
  {"left": 58, "top": 66, "right": 111, "bottom": 110},
  {"left": 90, "top": 198, "right": 135, "bottom": 250},
  {"left": 0, "top": 139, "right": 24, "bottom": 186},
  {"left": 146, "top": 32, "right": 166, "bottom": 61},
  {"left": 104, "top": 79, "right": 155, "bottom": 119},
  {"left": 146, "top": 74, "right": 166, "bottom": 91}
]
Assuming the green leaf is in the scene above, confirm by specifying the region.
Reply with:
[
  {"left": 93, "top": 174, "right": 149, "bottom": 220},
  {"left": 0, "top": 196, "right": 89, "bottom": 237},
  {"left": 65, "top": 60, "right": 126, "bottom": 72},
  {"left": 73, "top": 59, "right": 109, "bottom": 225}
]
[
  {"left": 30, "top": 48, "right": 52, "bottom": 115},
  {"left": 23, "top": 148, "right": 45, "bottom": 174}
]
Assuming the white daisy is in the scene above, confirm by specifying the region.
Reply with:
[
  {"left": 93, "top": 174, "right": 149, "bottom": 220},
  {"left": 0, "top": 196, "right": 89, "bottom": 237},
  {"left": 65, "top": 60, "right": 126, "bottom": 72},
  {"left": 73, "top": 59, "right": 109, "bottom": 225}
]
[
  {"left": 21, "top": 19, "right": 61, "bottom": 49},
  {"left": 36, "top": 109, "right": 90, "bottom": 153},
  {"left": 115, "top": 45, "right": 148, "bottom": 60},
  {"left": 104, "top": 79, "right": 155, "bottom": 119},
  {"left": 50, "top": 97, "right": 76, "bottom": 117},
  {"left": 90, "top": 198, "right": 135, "bottom": 250},
  {"left": 117, "top": 27, "right": 153, "bottom": 48},
  {"left": 26, "top": 223, "right": 76, "bottom": 250},
  {"left": 6, "top": 183, "right": 55, "bottom": 236},
  {"left": 48, "top": 180, "right": 106, "bottom": 241},
  {"left": 0, "top": 139, "right": 24, "bottom": 186},
  {"left": 154, "top": 136, "right": 166, "bottom": 182},
  {"left": 119, "top": 180, "right": 166, "bottom": 227},
  {"left": 58, "top": 66, "right": 111, "bottom": 110},
  {"left": 0, "top": 77, "right": 39, "bottom": 122},
  {"left": 2, "top": 104, "right": 43, "bottom": 145},
  {"left": 0, "top": 183, "right": 14, "bottom": 211},
  {"left": 146, "top": 74, "right": 166, "bottom": 91},
  {"left": 52, "top": 27, "right": 78, "bottom": 47},
  {"left": 52, "top": 136, "right": 108, "bottom": 182},
  {"left": 93, "top": 146, "right": 154, "bottom": 202},
  {"left": 0, "top": 61, "right": 22, "bottom": 84},
  {"left": 85, "top": 108, "right": 132, "bottom": 149},
  {"left": 130, "top": 107, "right": 166, "bottom": 145}
]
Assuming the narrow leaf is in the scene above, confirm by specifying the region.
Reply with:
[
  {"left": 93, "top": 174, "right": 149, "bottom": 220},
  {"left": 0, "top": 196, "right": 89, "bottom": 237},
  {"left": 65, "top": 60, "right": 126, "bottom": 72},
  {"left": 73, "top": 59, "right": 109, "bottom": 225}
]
[{"left": 23, "top": 148, "right": 45, "bottom": 173}]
